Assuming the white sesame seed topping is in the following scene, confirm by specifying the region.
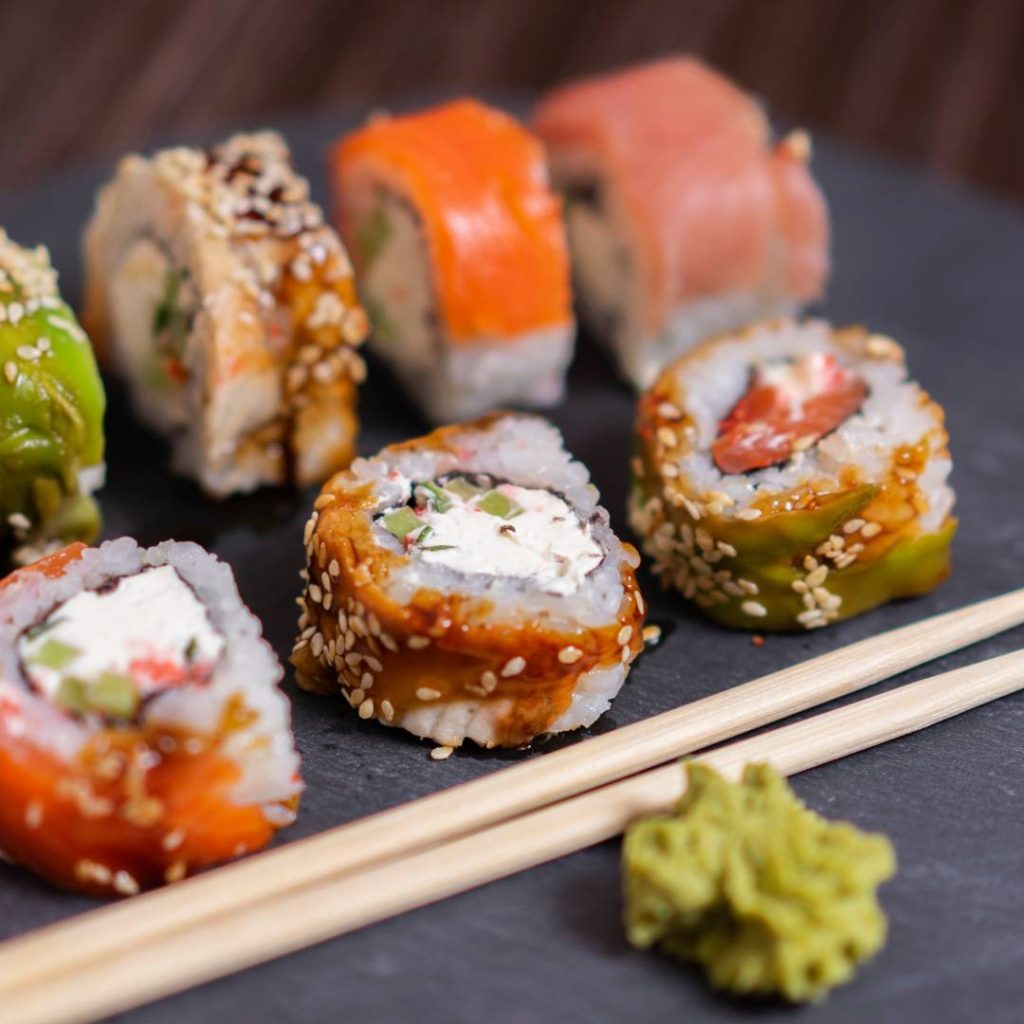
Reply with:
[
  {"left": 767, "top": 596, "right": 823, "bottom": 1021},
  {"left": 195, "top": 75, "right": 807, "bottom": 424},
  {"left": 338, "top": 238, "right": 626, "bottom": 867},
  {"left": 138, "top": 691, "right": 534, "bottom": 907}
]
[
  {"left": 741, "top": 600, "right": 768, "bottom": 618},
  {"left": 501, "top": 656, "right": 526, "bottom": 677},
  {"left": 558, "top": 646, "right": 584, "bottom": 664},
  {"left": 430, "top": 745, "right": 454, "bottom": 761},
  {"left": 407, "top": 635, "right": 430, "bottom": 650},
  {"left": 416, "top": 687, "right": 442, "bottom": 701}
]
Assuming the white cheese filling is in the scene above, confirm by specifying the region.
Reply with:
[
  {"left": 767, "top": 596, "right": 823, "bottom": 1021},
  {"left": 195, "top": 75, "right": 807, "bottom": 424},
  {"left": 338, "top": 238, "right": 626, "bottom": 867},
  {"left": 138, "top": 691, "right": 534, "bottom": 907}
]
[
  {"left": 379, "top": 479, "right": 604, "bottom": 596},
  {"left": 19, "top": 565, "right": 225, "bottom": 705}
]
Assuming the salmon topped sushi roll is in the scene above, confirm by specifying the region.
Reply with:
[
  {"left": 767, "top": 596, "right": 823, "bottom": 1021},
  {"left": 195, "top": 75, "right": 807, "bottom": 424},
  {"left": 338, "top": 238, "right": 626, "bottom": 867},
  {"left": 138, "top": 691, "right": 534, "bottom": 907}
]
[
  {"left": 0, "top": 539, "right": 301, "bottom": 894},
  {"left": 331, "top": 100, "right": 575, "bottom": 422},
  {"left": 630, "top": 320, "right": 956, "bottom": 631},
  {"left": 292, "top": 414, "right": 645, "bottom": 752},
  {"left": 83, "top": 132, "right": 369, "bottom": 497},
  {"left": 534, "top": 57, "right": 829, "bottom": 388}
]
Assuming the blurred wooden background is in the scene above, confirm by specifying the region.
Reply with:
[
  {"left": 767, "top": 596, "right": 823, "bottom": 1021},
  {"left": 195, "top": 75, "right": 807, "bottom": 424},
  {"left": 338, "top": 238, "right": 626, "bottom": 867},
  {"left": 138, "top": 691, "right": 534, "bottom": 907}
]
[{"left": 0, "top": 0, "right": 1021, "bottom": 200}]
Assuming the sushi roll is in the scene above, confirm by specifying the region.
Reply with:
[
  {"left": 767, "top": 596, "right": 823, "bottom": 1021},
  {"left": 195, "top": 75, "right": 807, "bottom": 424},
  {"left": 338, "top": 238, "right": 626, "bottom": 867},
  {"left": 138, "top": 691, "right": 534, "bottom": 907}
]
[
  {"left": 629, "top": 319, "right": 956, "bottom": 631},
  {"left": 0, "top": 538, "right": 301, "bottom": 894},
  {"left": 533, "top": 57, "right": 829, "bottom": 388},
  {"left": 292, "top": 414, "right": 645, "bottom": 751},
  {"left": 330, "top": 100, "right": 575, "bottom": 422},
  {"left": 0, "top": 230, "right": 105, "bottom": 564},
  {"left": 83, "top": 131, "right": 368, "bottom": 497}
]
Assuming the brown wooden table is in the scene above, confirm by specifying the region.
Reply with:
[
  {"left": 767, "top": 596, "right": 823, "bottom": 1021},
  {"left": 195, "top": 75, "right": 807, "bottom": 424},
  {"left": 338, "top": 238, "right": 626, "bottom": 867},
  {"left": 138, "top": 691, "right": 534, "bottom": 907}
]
[{"left": 0, "top": 0, "right": 1021, "bottom": 201}]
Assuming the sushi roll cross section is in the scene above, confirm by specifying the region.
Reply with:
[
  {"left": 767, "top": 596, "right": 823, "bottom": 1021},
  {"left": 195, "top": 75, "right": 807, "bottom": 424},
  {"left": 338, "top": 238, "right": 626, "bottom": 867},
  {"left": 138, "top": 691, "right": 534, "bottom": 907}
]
[
  {"left": 83, "top": 132, "right": 368, "bottom": 497},
  {"left": 331, "top": 100, "right": 575, "bottom": 423},
  {"left": 0, "top": 539, "right": 301, "bottom": 894},
  {"left": 0, "top": 231, "right": 106, "bottom": 564},
  {"left": 534, "top": 56, "right": 829, "bottom": 388},
  {"left": 293, "top": 414, "right": 645, "bottom": 750},
  {"left": 630, "top": 319, "right": 956, "bottom": 631}
]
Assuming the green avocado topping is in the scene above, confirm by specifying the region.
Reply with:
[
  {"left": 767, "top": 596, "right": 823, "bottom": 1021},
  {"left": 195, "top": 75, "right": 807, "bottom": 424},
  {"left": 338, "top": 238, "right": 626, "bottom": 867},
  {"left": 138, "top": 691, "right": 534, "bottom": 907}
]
[
  {"left": 443, "top": 475, "right": 482, "bottom": 500},
  {"left": 623, "top": 762, "right": 896, "bottom": 1003},
  {"left": 476, "top": 490, "right": 523, "bottom": 520},
  {"left": 356, "top": 206, "right": 392, "bottom": 267},
  {"left": 382, "top": 506, "right": 422, "bottom": 541},
  {"left": 29, "top": 636, "right": 80, "bottom": 670},
  {"left": 0, "top": 231, "right": 105, "bottom": 560},
  {"left": 153, "top": 267, "right": 191, "bottom": 359},
  {"left": 55, "top": 672, "right": 140, "bottom": 720}
]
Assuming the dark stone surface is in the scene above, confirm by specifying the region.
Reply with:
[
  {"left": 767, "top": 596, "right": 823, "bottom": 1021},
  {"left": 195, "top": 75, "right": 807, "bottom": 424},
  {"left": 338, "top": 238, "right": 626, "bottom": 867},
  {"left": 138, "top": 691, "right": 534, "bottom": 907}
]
[{"left": 1, "top": 109, "right": 1022, "bottom": 1023}]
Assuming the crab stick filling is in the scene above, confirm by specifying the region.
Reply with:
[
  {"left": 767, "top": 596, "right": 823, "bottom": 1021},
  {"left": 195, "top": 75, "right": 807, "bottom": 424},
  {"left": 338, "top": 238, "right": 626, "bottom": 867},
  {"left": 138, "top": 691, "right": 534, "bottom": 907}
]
[
  {"left": 18, "top": 566, "right": 225, "bottom": 720},
  {"left": 713, "top": 353, "right": 868, "bottom": 475},
  {"left": 374, "top": 474, "right": 604, "bottom": 596}
]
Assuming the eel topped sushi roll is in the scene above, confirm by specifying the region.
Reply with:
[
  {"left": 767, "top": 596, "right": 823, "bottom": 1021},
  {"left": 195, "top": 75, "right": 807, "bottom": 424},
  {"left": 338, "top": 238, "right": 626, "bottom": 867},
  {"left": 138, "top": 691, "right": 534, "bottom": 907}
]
[
  {"left": 534, "top": 57, "right": 829, "bottom": 388},
  {"left": 330, "top": 100, "right": 575, "bottom": 422},
  {"left": 0, "top": 230, "right": 105, "bottom": 564},
  {"left": 83, "top": 131, "right": 368, "bottom": 497},
  {"left": 0, "top": 539, "right": 301, "bottom": 894},
  {"left": 630, "top": 319, "right": 955, "bottom": 630},
  {"left": 292, "top": 414, "right": 645, "bottom": 750}
]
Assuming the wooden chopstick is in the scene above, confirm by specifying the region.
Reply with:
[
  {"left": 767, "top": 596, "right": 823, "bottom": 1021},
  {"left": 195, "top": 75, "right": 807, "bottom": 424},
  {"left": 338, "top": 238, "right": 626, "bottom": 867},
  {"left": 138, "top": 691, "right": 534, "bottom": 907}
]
[
  {"left": 0, "top": 588, "right": 1021, "bottom": 1005},
  {"left": 6, "top": 646, "right": 1023, "bottom": 1024}
]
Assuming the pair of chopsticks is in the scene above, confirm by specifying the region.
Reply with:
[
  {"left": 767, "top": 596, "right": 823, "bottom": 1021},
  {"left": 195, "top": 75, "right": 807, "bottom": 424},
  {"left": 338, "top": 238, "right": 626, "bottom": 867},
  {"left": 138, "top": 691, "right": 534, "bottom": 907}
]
[{"left": 2, "top": 588, "right": 1023, "bottom": 1024}]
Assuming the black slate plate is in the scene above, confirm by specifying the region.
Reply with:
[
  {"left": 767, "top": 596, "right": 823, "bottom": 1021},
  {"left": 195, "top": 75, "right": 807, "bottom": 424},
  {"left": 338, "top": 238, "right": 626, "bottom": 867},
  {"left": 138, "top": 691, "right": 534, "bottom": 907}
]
[{"left": 1, "top": 108, "right": 1023, "bottom": 1024}]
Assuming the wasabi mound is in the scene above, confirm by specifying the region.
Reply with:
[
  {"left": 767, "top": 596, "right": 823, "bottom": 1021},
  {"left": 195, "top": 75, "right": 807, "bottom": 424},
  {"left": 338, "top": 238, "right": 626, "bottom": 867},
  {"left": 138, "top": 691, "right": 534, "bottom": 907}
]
[{"left": 623, "top": 762, "right": 896, "bottom": 1002}]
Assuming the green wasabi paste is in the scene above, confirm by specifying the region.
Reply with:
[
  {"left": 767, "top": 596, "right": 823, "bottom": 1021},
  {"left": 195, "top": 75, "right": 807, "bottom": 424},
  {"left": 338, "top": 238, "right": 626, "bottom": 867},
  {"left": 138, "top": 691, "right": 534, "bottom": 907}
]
[
  {"left": 623, "top": 762, "right": 896, "bottom": 1003},
  {"left": 0, "top": 230, "right": 105, "bottom": 561}
]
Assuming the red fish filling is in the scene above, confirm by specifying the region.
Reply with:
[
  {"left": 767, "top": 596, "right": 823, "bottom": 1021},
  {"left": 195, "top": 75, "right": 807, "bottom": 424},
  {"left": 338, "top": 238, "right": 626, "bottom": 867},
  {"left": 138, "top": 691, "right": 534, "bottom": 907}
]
[{"left": 712, "top": 354, "right": 867, "bottom": 475}]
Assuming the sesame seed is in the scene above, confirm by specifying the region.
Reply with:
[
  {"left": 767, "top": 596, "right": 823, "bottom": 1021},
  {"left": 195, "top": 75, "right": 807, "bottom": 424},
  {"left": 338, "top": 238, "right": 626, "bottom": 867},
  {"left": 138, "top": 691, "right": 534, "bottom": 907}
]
[
  {"left": 162, "top": 829, "right": 186, "bottom": 851},
  {"left": 164, "top": 861, "right": 187, "bottom": 884},
  {"left": 657, "top": 427, "right": 677, "bottom": 448},
  {"left": 782, "top": 128, "right": 813, "bottom": 161},
  {"left": 635, "top": 591, "right": 645, "bottom": 615},
  {"left": 16, "top": 345, "right": 38, "bottom": 361},
  {"left": 657, "top": 402, "right": 683, "bottom": 420},
  {"left": 7, "top": 512, "right": 31, "bottom": 531},
  {"left": 416, "top": 687, "right": 441, "bottom": 701},
  {"left": 797, "top": 609, "right": 825, "bottom": 626},
  {"left": 741, "top": 600, "right": 768, "bottom": 618},
  {"left": 642, "top": 624, "right": 662, "bottom": 645},
  {"left": 308, "top": 584, "right": 323, "bottom": 604},
  {"left": 616, "top": 625, "right": 633, "bottom": 645},
  {"left": 843, "top": 518, "right": 866, "bottom": 535},
  {"left": 558, "top": 646, "right": 583, "bottom": 664},
  {"left": 380, "top": 633, "right": 398, "bottom": 652},
  {"left": 407, "top": 636, "right": 431, "bottom": 650},
  {"left": 622, "top": 543, "right": 642, "bottom": 570},
  {"left": 112, "top": 870, "right": 140, "bottom": 896},
  {"left": 861, "top": 522, "right": 882, "bottom": 538},
  {"left": 792, "top": 580, "right": 809, "bottom": 594},
  {"left": 345, "top": 652, "right": 362, "bottom": 668},
  {"left": 364, "top": 655, "right": 383, "bottom": 673},
  {"left": 501, "top": 656, "right": 526, "bottom": 677},
  {"left": 358, "top": 698, "right": 375, "bottom": 719},
  {"left": 310, "top": 633, "right": 324, "bottom": 657},
  {"left": 361, "top": 672, "right": 374, "bottom": 689},
  {"left": 3, "top": 361, "right": 16, "bottom": 383},
  {"left": 806, "top": 565, "right": 829, "bottom": 588},
  {"left": 350, "top": 688, "right": 365, "bottom": 705},
  {"left": 430, "top": 745, "right": 454, "bottom": 761},
  {"left": 735, "top": 507, "right": 762, "bottom": 521},
  {"left": 380, "top": 699, "right": 395, "bottom": 722},
  {"left": 865, "top": 334, "right": 903, "bottom": 360},
  {"left": 24, "top": 800, "right": 43, "bottom": 829},
  {"left": 480, "top": 670, "right": 498, "bottom": 692}
]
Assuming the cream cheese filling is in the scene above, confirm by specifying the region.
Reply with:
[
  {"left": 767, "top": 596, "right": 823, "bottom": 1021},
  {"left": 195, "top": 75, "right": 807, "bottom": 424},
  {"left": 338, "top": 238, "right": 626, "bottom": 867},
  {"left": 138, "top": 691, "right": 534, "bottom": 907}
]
[
  {"left": 377, "top": 476, "right": 604, "bottom": 596},
  {"left": 19, "top": 565, "right": 225, "bottom": 712}
]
